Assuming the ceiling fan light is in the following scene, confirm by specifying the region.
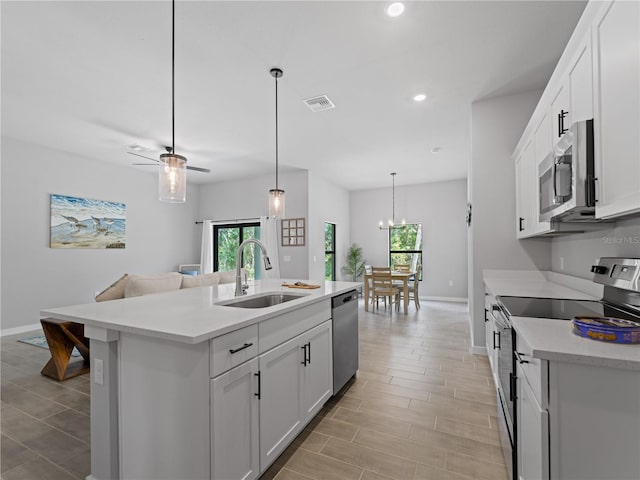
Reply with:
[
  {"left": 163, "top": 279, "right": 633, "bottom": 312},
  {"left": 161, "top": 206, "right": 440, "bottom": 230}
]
[
  {"left": 268, "top": 189, "right": 285, "bottom": 218},
  {"left": 159, "top": 153, "right": 187, "bottom": 203}
]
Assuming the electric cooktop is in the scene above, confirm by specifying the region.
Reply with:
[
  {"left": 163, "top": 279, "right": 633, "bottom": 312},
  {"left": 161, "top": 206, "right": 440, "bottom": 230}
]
[{"left": 497, "top": 296, "right": 640, "bottom": 322}]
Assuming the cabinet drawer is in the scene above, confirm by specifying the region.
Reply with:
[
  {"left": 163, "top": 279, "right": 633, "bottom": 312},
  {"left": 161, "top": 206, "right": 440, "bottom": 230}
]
[
  {"left": 210, "top": 324, "right": 258, "bottom": 378},
  {"left": 515, "top": 335, "right": 548, "bottom": 409}
]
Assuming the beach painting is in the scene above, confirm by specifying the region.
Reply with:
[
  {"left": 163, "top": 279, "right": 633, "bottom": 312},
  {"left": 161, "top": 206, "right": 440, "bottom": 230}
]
[{"left": 50, "top": 194, "right": 126, "bottom": 249}]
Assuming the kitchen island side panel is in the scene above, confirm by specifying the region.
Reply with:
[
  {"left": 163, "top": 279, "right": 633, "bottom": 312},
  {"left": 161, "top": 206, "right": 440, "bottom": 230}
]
[{"left": 118, "top": 332, "right": 211, "bottom": 480}]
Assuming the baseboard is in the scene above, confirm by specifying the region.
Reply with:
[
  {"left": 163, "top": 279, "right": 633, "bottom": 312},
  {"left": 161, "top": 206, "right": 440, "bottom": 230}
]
[
  {"left": 422, "top": 296, "right": 468, "bottom": 303},
  {"left": 470, "top": 345, "right": 487, "bottom": 356},
  {"left": 0, "top": 323, "right": 42, "bottom": 337}
]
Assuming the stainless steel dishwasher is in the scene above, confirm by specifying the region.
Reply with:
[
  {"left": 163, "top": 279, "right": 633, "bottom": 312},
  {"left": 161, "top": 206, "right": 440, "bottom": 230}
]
[{"left": 331, "top": 290, "right": 359, "bottom": 394}]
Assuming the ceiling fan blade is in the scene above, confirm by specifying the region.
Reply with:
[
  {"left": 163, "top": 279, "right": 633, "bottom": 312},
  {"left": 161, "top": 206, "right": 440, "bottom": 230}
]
[
  {"left": 187, "top": 165, "right": 211, "bottom": 173},
  {"left": 132, "top": 163, "right": 158, "bottom": 166},
  {"left": 128, "top": 151, "right": 159, "bottom": 162}
]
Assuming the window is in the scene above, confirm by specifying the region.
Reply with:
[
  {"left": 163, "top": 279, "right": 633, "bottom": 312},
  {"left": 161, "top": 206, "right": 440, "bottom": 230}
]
[
  {"left": 325, "top": 222, "right": 336, "bottom": 281},
  {"left": 389, "top": 224, "right": 422, "bottom": 280},
  {"left": 214, "top": 223, "right": 261, "bottom": 280}
]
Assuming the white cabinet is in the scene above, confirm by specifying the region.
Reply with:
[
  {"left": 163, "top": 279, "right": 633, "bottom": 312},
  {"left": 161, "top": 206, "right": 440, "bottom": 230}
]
[
  {"left": 259, "top": 320, "right": 333, "bottom": 471},
  {"left": 300, "top": 321, "right": 333, "bottom": 420},
  {"left": 517, "top": 362, "right": 549, "bottom": 480},
  {"left": 593, "top": 0, "right": 640, "bottom": 219},
  {"left": 515, "top": 152, "right": 528, "bottom": 237},
  {"left": 515, "top": 139, "right": 545, "bottom": 238},
  {"left": 211, "top": 357, "right": 260, "bottom": 480},
  {"left": 259, "top": 333, "right": 304, "bottom": 470},
  {"left": 568, "top": 36, "right": 593, "bottom": 124}
]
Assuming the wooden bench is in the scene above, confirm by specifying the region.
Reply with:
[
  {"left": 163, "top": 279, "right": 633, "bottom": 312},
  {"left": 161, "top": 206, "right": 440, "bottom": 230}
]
[{"left": 40, "top": 318, "right": 90, "bottom": 381}]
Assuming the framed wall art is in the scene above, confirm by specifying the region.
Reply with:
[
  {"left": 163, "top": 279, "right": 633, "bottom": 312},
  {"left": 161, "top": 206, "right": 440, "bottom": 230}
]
[
  {"left": 50, "top": 194, "right": 126, "bottom": 249},
  {"left": 281, "top": 218, "right": 305, "bottom": 246}
]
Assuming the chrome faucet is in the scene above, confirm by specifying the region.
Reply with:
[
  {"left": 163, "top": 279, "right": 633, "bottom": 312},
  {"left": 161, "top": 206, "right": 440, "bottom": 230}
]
[{"left": 235, "top": 239, "right": 273, "bottom": 296}]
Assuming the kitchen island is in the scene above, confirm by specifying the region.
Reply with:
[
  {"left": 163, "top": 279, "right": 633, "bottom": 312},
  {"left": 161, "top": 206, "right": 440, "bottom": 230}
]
[{"left": 41, "top": 279, "right": 361, "bottom": 480}]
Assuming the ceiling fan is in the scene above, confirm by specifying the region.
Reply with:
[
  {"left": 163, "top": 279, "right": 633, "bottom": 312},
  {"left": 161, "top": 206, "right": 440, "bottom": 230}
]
[{"left": 129, "top": 147, "right": 211, "bottom": 173}]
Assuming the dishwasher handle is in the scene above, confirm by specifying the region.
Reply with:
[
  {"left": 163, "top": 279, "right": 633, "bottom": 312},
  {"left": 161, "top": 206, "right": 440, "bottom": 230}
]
[{"left": 332, "top": 290, "right": 358, "bottom": 309}]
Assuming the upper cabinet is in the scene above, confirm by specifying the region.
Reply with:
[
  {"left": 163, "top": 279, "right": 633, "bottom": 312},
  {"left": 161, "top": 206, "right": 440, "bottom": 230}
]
[
  {"left": 592, "top": 0, "right": 640, "bottom": 219},
  {"left": 512, "top": 0, "right": 640, "bottom": 235}
]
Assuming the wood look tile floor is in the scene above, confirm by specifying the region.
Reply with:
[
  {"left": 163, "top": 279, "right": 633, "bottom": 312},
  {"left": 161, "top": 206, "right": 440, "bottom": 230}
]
[{"left": 0, "top": 300, "right": 508, "bottom": 480}]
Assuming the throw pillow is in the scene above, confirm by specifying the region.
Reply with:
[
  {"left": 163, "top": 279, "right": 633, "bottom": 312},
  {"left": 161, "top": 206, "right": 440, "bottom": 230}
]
[
  {"left": 181, "top": 273, "right": 220, "bottom": 289},
  {"left": 95, "top": 274, "right": 129, "bottom": 302},
  {"left": 124, "top": 272, "right": 183, "bottom": 298},
  {"left": 218, "top": 269, "right": 245, "bottom": 284}
]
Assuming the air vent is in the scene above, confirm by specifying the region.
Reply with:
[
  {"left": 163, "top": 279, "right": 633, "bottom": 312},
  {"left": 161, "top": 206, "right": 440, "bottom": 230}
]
[{"left": 303, "top": 95, "right": 335, "bottom": 112}]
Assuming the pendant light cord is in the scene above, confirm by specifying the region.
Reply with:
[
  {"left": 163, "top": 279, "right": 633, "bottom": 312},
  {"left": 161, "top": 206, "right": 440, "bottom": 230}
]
[
  {"left": 171, "top": 0, "right": 175, "bottom": 154},
  {"left": 392, "top": 172, "right": 396, "bottom": 223},
  {"left": 275, "top": 73, "right": 279, "bottom": 190}
]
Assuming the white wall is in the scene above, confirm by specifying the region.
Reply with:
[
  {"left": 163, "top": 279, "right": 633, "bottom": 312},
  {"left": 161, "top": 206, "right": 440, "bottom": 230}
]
[
  {"left": 197, "top": 170, "right": 309, "bottom": 279},
  {"left": 350, "top": 179, "right": 468, "bottom": 299},
  {"left": 307, "top": 172, "right": 350, "bottom": 282},
  {"left": 468, "top": 91, "right": 552, "bottom": 351},
  {"left": 551, "top": 217, "right": 640, "bottom": 279},
  {"left": 0, "top": 137, "right": 200, "bottom": 332}
]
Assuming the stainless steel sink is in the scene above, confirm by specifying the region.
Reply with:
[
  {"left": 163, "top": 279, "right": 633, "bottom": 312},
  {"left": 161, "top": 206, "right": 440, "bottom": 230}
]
[{"left": 217, "top": 292, "right": 308, "bottom": 309}]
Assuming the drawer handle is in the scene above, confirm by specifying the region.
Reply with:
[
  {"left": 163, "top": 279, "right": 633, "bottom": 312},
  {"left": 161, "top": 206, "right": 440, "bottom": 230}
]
[
  {"left": 515, "top": 351, "right": 530, "bottom": 364},
  {"left": 229, "top": 342, "right": 253, "bottom": 354}
]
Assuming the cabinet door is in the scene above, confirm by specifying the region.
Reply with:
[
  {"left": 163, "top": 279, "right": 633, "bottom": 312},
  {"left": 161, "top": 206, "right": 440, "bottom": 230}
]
[
  {"left": 593, "top": 0, "right": 640, "bottom": 218},
  {"left": 259, "top": 335, "right": 304, "bottom": 470},
  {"left": 517, "top": 364, "right": 549, "bottom": 480},
  {"left": 211, "top": 357, "right": 260, "bottom": 480},
  {"left": 515, "top": 153, "right": 527, "bottom": 238},
  {"left": 568, "top": 36, "right": 593, "bottom": 123},
  {"left": 300, "top": 321, "right": 333, "bottom": 422}
]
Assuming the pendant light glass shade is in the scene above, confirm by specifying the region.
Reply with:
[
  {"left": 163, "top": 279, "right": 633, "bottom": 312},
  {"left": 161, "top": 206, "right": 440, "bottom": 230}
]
[
  {"left": 159, "top": 153, "right": 187, "bottom": 203},
  {"left": 268, "top": 188, "right": 285, "bottom": 218}
]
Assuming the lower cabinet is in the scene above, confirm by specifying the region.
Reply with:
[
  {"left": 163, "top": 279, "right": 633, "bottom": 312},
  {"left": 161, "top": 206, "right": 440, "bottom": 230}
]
[
  {"left": 258, "top": 332, "right": 305, "bottom": 469},
  {"left": 211, "top": 357, "right": 260, "bottom": 480},
  {"left": 210, "top": 319, "right": 333, "bottom": 479},
  {"left": 259, "top": 320, "right": 333, "bottom": 472},
  {"left": 516, "top": 362, "right": 549, "bottom": 480}
]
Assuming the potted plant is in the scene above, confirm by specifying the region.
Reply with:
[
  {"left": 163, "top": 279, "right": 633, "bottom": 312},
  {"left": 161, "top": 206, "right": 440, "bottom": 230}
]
[{"left": 341, "top": 243, "right": 366, "bottom": 282}]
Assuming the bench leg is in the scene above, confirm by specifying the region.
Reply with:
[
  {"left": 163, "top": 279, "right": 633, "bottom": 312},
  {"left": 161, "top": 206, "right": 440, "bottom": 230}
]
[{"left": 41, "top": 321, "right": 90, "bottom": 381}]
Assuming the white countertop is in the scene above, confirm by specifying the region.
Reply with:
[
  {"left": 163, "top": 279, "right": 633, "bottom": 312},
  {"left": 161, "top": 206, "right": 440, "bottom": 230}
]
[
  {"left": 483, "top": 270, "right": 640, "bottom": 370},
  {"left": 41, "top": 280, "right": 361, "bottom": 344}
]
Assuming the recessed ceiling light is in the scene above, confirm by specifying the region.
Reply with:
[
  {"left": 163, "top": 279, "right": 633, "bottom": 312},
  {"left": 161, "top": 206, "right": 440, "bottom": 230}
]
[
  {"left": 431, "top": 147, "right": 442, "bottom": 154},
  {"left": 413, "top": 93, "right": 427, "bottom": 102},
  {"left": 128, "top": 144, "right": 146, "bottom": 152},
  {"left": 386, "top": 2, "right": 405, "bottom": 17}
]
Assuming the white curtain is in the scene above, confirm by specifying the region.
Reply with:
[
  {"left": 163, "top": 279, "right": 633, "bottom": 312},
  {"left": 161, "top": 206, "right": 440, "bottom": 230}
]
[
  {"left": 200, "top": 220, "right": 214, "bottom": 274},
  {"left": 260, "top": 216, "right": 280, "bottom": 279}
]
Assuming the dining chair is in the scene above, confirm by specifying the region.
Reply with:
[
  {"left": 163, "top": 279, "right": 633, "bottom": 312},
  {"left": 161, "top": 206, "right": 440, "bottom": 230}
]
[
  {"left": 393, "top": 264, "right": 410, "bottom": 272},
  {"left": 371, "top": 267, "right": 400, "bottom": 313},
  {"left": 402, "top": 264, "right": 422, "bottom": 309}
]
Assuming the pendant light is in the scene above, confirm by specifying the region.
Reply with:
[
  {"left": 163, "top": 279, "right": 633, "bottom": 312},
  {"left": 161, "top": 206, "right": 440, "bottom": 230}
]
[
  {"left": 378, "top": 172, "right": 406, "bottom": 229},
  {"left": 159, "top": 0, "right": 187, "bottom": 203},
  {"left": 268, "top": 67, "right": 285, "bottom": 218}
]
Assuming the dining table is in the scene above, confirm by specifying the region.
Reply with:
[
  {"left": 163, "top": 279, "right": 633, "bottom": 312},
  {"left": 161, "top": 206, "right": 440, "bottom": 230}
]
[{"left": 363, "top": 270, "right": 414, "bottom": 314}]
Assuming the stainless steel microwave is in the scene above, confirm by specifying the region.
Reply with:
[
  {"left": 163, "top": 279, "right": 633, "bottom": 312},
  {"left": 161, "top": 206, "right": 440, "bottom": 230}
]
[{"left": 538, "top": 119, "right": 596, "bottom": 222}]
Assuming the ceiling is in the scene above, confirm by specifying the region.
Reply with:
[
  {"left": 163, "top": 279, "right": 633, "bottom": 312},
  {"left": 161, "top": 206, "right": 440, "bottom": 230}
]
[{"left": 1, "top": 1, "right": 587, "bottom": 191}]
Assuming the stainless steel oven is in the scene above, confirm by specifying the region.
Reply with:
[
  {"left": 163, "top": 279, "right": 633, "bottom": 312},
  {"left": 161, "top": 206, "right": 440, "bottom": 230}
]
[
  {"left": 488, "top": 304, "right": 516, "bottom": 480},
  {"left": 538, "top": 119, "right": 596, "bottom": 222}
]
